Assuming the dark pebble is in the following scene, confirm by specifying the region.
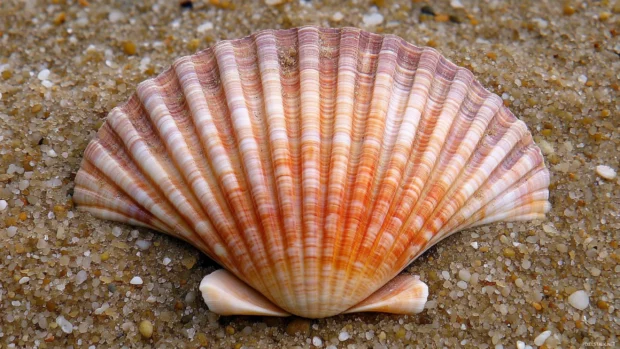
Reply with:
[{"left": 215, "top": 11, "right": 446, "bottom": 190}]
[
  {"left": 421, "top": 5, "right": 436, "bottom": 16},
  {"left": 285, "top": 318, "right": 312, "bottom": 337}
]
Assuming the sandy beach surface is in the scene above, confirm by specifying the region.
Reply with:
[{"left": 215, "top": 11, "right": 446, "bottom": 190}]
[{"left": 0, "top": 0, "right": 618, "bottom": 348}]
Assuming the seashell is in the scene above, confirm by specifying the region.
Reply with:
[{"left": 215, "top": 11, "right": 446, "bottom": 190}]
[{"left": 74, "top": 26, "right": 550, "bottom": 319}]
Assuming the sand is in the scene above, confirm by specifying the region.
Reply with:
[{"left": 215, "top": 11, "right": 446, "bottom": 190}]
[{"left": 0, "top": 0, "right": 618, "bottom": 348}]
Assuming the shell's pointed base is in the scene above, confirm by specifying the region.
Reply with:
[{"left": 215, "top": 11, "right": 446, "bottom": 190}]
[
  {"left": 343, "top": 274, "right": 429, "bottom": 315},
  {"left": 199, "top": 270, "right": 291, "bottom": 317}
]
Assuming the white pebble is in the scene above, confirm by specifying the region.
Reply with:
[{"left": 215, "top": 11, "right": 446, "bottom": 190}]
[
  {"left": 47, "top": 149, "right": 57, "bottom": 157},
  {"left": 37, "top": 69, "right": 50, "bottom": 81},
  {"left": 0, "top": 200, "right": 7, "bottom": 211},
  {"left": 596, "top": 165, "right": 616, "bottom": 180},
  {"left": 7, "top": 226, "right": 18, "bottom": 237},
  {"left": 312, "top": 336, "right": 323, "bottom": 347},
  {"left": 18, "top": 180, "right": 30, "bottom": 190},
  {"left": 163, "top": 257, "right": 172, "bottom": 265},
  {"left": 441, "top": 271, "right": 450, "bottom": 280},
  {"left": 75, "top": 270, "right": 88, "bottom": 285},
  {"left": 516, "top": 341, "right": 525, "bottom": 349},
  {"left": 197, "top": 21, "right": 214, "bottom": 33},
  {"left": 363, "top": 12, "right": 384, "bottom": 26},
  {"left": 568, "top": 290, "right": 589, "bottom": 310},
  {"left": 338, "top": 331, "right": 350, "bottom": 341},
  {"left": 42, "top": 80, "right": 53, "bottom": 88},
  {"left": 108, "top": 10, "right": 125, "bottom": 23},
  {"left": 532, "top": 17, "right": 548, "bottom": 29},
  {"left": 470, "top": 241, "right": 478, "bottom": 249},
  {"left": 577, "top": 74, "right": 588, "bottom": 84},
  {"left": 331, "top": 11, "right": 344, "bottom": 22},
  {"left": 56, "top": 315, "right": 74, "bottom": 334},
  {"left": 534, "top": 330, "right": 552, "bottom": 346},
  {"left": 94, "top": 303, "right": 109, "bottom": 314},
  {"left": 538, "top": 140, "right": 554, "bottom": 155},
  {"left": 265, "top": 0, "right": 284, "bottom": 5},
  {"left": 135, "top": 239, "right": 151, "bottom": 250},
  {"left": 112, "top": 226, "right": 122, "bottom": 237},
  {"left": 457, "top": 281, "right": 468, "bottom": 289},
  {"left": 19, "top": 276, "right": 30, "bottom": 284},
  {"left": 7, "top": 163, "right": 18, "bottom": 174},
  {"left": 521, "top": 260, "right": 531, "bottom": 269},
  {"left": 130, "top": 276, "right": 143, "bottom": 285},
  {"left": 458, "top": 269, "right": 471, "bottom": 282},
  {"left": 515, "top": 278, "right": 524, "bottom": 288},
  {"left": 450, "top": 0, "right": 464, "bottom": 9}
]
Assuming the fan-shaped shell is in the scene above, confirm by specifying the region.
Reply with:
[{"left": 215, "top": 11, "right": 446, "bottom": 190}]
[{"left": 74, "top": 26, "right": 550, "bottom": 318}]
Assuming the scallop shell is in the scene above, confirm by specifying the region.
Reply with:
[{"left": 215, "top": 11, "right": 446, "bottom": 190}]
[{"left": 74, "top": 26, "right": 550, "bottom": 318}]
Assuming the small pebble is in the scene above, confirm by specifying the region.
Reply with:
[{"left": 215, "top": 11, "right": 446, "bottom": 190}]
[
  {"left": 108, "top": 10, "right": 125, "bottom": 23},
  {"left": 421, "top": 5, "right": 435, "bottom": 16},
  {"left": 450, "top": 0, "right": 464, "bottom": 9},
  {"left": 338, "top": 331, "right": 350, "bottom": 341},
  {"left": 7, "top": 226, "right": 18, "bottom": 237},
  {"left": 130, "top": 276, "right": 143, "bottom": 285},
  {"left": 56, "top": 316, "right": 74, "bottom": 334},
  {"left": 363, "top": 12, "right": 384, "bottom": 26},
  {"left": 534, "top": 330, "right": 552, "bottom": 346},
  {"left": 75, "top": 270, "right": 88, "bottom": 285},
  {"left": 503, "top": 248, "right": 516, "bottom": 258},
  {"left": 331, "top": 12, "right": 344, "bottom": 22},
  {"left": 577, "top": 74, "right": 588, "bottom": 84},
  {"left": 312, "top": 336, "right": 323, "bottom": 347},
  {"left": 265, "top": 0, "right": 284, "bottom": 5},
  {"left": 458, "top": 269, "right": 471, "bottom": 282},
  {"left": 135, "top": 240, "right": 152, "bottom": 250},
  {"left": 515, "top": 278, "right": 524, "bottom": 288},
  {"left": 37, "top": 69, "right": 50, "bottom": 80},
  {"left": 19, "top": 276, "right": 30, "bottom": 284},
  {"left": 0, "top": 200, "right": 7, "bottom": 211},
  {"left": 185, "top": 291, "right": 196, "bottom": 303},
  {"left": 286, "top": 318, "right": 311, "bottom": 336},
  {"left": 597, "top": 300, "right": 609, "bottom": 310},
  {"left": 122, "top": 41, "right": 137, "bottom": 55},
  {"left": 181, "top": 256, "right": 197, "bottom": 269},
  {"left": 595, "top": 165, "right": 616, "bottom": 180},
  {"left": 197, "top": 21, "right": 214, "bottom": 33},
  {"left": 568, "top": 290, "right": 590, "bottom": 310},
  {"left": 589, "top": 267, "right": 601, "bottom": 277},
  {"left": 139, "top": 320, "right": 153, "bottom": 338},
  {"left": 457, "top": 281, "right": 468, "bottom": 289},
  {"left": 163, "top": 257, "right": 172, "bottom": 265}
]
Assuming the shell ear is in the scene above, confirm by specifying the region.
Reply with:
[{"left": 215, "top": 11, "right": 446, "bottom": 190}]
[
  {"left": 200, "top": 270, "right": 291, "bottom": 317},
  {"left": 343, "top": 275, "right": 428, "bottom": 315}
]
